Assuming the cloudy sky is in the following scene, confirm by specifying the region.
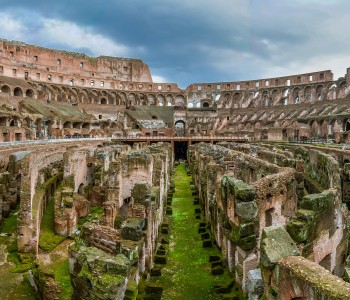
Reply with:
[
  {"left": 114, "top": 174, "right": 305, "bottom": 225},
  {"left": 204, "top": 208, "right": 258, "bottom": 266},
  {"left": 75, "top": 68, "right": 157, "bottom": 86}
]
[{"left": 0, "top": 0, "right": 349, "bottom": 88}]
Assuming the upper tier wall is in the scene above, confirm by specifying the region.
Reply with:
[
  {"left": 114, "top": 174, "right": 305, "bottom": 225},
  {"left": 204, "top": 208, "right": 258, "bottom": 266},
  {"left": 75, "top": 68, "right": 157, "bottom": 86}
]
[{"left": 0, "top": 39, "right": 153, "bottom": 83}]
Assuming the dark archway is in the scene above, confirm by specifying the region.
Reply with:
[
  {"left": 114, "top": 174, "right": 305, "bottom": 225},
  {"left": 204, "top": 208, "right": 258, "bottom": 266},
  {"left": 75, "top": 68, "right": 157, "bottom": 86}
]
[
  {"left": 174, "top": 141, "right": 188, "bottom": 160},
  {"left": 203, "top": 102, "right": 210, "bottom": 108},
  {"left": 1, "top": 85, "right": 10, "bottom": 94},
  {"left": 14, "top": 87, "right": 23, "bottom": 97},
  {"left": 78, "top": 183, "right": 84, "bottom": 195},
  {"left": 26, "top": 89, "right": 34, "bottom": 98},
  {"left": 175, "top": 120, "right": 185, "bottom": 137}
]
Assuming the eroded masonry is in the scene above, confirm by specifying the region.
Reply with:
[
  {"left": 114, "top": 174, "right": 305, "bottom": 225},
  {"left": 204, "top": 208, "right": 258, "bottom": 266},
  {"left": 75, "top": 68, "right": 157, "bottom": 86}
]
[{"left": 1, "top": 39, "right": 350, "bottom": 299}]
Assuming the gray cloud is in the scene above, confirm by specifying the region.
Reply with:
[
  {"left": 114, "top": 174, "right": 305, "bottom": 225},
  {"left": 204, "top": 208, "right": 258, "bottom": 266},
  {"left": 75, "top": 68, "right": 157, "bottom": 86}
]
[{"left": 0, "top": 0, "right": 349, "bottom": 87}]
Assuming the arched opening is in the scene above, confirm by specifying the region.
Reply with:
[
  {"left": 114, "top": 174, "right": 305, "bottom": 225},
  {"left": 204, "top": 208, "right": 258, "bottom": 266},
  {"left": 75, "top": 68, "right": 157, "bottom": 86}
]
[
  {"left": 78, "top": 183, "right": 84, "bottom": 195},
  {"left": 261, "top": 129, "right": 268, "bottom": 140},
  {"left": 26, "top": 89, "right": 34, "bottom": 98},
  {"left": 73, "top": 122, "right": 81, "bottom": 129},
  {"left": 120, "top": 197, "right": 131, "bottom": 220},
  {"left": 344, "top": 119, "right": 350, "bottom": 132},
  {"left": 14, "top": 87, "right": 23, "bottom": 97},
  {"left": 203, "top": 102, "right": 210, "bottom": 108},
  {"left": 1, "top": 85, "right": 10, "bottom": 94},
  {"left": 100, "top": 98, "right": 107, "bottom": 105},
  {"left": 0, "top": 117, "right": 7, "bottom": 126},
  {"left": 63, "top": 121, "right": 72, "bottom": 129},
  {"left": 265, "top": 207, "right": 275, "bottom": 227},
  {"left": 175, "top": 120, "right": 185, "bottom": 137}
]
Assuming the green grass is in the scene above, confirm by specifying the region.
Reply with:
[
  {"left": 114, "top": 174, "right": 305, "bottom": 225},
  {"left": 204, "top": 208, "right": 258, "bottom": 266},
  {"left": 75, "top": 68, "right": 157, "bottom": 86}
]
[
  {"left": 78, "top": 205, "right": 104, "bottom": 227},
  {"left": 53, "top": 259, "right": 73, "bottom": 300},
  {"left": 39, "top": 199, "right": 66, "bottom": 251},
  {"left": 0, "top": 207, "right": 19, "bottom": 233},
  {"left": 150, "top": 164, "right": 238, "bottom": 300}
]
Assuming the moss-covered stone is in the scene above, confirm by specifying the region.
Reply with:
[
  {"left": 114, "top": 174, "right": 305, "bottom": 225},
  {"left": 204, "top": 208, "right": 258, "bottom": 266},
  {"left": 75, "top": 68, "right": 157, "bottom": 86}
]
[
  {"left": 121, "top": 218, "right": 145, "bottom": 241},
  {"left": 300, "top": 190, "right": 333, "bottom": 213},
  {"left": 235, "top": 202, "right": 258, "bottom": 222},
  {"left": 230, "top": 223, "right": 256, "bottom": 250},
  {"left": 260, "top": 225, "right": 300, "bottom": 270}
]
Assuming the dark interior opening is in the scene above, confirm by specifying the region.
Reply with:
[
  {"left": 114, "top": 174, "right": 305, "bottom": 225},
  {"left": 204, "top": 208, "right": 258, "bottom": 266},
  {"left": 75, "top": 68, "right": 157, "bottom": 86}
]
[{"left": 174, "top": 141, "right": 188, "bottom": 160}]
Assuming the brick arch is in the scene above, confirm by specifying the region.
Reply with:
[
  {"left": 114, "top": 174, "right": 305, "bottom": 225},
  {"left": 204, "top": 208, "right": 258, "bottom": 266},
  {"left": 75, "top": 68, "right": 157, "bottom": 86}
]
[
  {"left": 1, "top": 84, "right": 11, "bottom": 94},
  {"left": 14, "top": 87, "right": 23, "bottom": 97}
]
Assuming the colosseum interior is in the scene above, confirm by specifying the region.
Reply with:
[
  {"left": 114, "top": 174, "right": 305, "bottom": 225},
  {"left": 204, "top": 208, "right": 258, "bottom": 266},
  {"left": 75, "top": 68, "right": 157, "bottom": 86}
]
[{"left": 1, "top": 39, "right": 350, "bottom": 299}]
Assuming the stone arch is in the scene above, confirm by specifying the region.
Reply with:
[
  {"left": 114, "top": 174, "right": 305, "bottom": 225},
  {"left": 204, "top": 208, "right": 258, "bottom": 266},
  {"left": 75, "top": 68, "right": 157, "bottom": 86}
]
[
  {"left": 337, "top": 81, "right": 347, "bottom": 98},
  {"left": 310, "top": 120, "right": 320, "bottom": 137},
  {"left": 128, "top": 93, "right": 136, "bottom": 106},
  {"left": 147, "top": 94, "right": 156, "bottom": 106},
  {"left": 119, "top": 92, "right": 127, "bottom": 106},
  {"left": 1, "top": 85, "right": 11, "bottom": 94},
  {"left": 81, "top": 89, "right": 89, "bottom": 103},
  {"left": 304, "top": 86, "right": 312, "bottom": 102},
  {"left": 316, "top": 84, "right": 324, "bottom": 101},
  {"left": 100, "top": 98, "right": 107, "bottom": 105},
  {"left": 271, "top": 89, "right": 280, "bottom": 105},
  {"left": 166, "top": 94, "right": 174, "bottom": 106},
  {"left": 202, "top": 101, "right": 210, "bottom": 108},
  {"left": 108, "top": 92, "right": 117, "bottom": 105},
  {"left": 293, "top": 87, "right": 301, "bottom": 104},
  {"left": 262, "top": 90, "right": 270, "bottom": 106},
  {"left": 222, "top": 93, "right": 231, "bottom": 107},
  {"left": 175, "top": 120, "right": 186, "bottom": 136},
  {"left": 14, "top": 87, "right": 23, "bottom": 97},
  {"left": 26, "top": 89, "right": 35, "bottom": 98},
  {"left": 327, "top": 83, "right": 337, "bottom": 100},
  {"left": 139, "top": 93, "right": 147, "bottom": 105},
  {"left": 107, "top": 93, "right": 115, "bottom": 105},
  {"left": 63, "top": 121, "right": 72, "bottom": 129},
  {"left": 90, "top": 90, "right": 99, "bottom": 104},
  {"left": 343, "top": 118, "right": 350, "bottom": 132},
  {"left": 232, "top": 92, "right": 241, "bottom": 108},
  {"left": 175, "top": 95, "right": 186, "bottom": 107},
  {"left": 157, "top": 94, "right": 165, "bottom": 106}
]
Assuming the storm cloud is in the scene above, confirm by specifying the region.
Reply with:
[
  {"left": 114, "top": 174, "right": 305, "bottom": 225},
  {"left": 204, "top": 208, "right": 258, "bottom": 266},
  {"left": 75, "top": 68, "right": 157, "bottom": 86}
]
[{"left": 0, "top": 0, "right": 349, "bottom": 87}]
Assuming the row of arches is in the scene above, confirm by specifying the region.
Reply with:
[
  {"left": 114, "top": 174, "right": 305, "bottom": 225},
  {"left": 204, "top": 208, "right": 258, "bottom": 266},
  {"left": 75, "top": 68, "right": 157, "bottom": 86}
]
[
  {"left": 1, "top": 81, "right": 188, "bottom": 107},
  {"left": 217, "top": 81, "right": 348, "bottom": 109},
  {"left": 1, "top": 84, "right": 36, "bottom": 98}
]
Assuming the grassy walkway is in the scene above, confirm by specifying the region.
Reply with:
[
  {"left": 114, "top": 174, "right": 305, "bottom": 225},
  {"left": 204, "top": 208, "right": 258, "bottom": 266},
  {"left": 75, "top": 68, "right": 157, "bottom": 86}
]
[
  {"left": 152, "top": 164, "right": 231, "bottom": 299},
  {"left": 0, "top": 208, "right": 36, "bottom": 300}
]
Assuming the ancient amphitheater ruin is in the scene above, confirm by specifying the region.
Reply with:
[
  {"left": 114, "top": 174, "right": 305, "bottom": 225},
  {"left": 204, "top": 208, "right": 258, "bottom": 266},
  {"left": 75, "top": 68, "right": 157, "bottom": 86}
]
[{"left": 1, "top": 39, "right": 350, "bottom": 299}]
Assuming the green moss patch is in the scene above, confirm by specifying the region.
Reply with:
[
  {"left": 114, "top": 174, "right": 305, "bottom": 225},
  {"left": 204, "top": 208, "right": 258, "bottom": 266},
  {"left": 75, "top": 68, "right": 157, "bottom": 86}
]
[
  {"left": 39, "top": 199, "right": 66, "bottom": 252},
  {"left": 78, "top": 205, "right": 104, "bottom": 227}
]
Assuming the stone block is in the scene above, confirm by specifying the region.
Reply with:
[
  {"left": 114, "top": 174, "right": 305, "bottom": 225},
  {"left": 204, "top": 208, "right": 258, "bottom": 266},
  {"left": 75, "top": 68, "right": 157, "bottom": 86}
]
[
  {"left": 300, "top": 190, "right": 333, "bottom": 213},
  {"left": 260, "top": 225, "right": 300, "bottom": 270},
  {"left": 235, "top": 202, "right": 258, "bottom": 222},
  {"left": 121, "top": 218, "right": 145, "bottom": 241},
  {"left": 246, "top": 269, "right": 264, "bottom": 297}
]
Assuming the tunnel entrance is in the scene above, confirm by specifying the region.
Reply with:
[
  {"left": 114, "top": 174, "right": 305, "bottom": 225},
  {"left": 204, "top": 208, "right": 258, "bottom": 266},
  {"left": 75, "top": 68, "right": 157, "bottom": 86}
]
[{"left": 174, "top": 141, "right": 188, "bottom": 160}]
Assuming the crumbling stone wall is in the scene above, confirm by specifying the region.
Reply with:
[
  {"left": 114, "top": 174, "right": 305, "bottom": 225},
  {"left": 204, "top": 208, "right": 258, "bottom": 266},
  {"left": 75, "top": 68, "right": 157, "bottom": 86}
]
[
  {"left": 66, "top": 142, "right": 172, "bottom": 299},
  {"left": 188, "top": 143, "right": 299, "bottom": 290},
  {"left": 17, "top": 147, "right": 65, "bottom": 253},
  {"left": 258, "top": 225, "right": 350, "bottom": 299}
]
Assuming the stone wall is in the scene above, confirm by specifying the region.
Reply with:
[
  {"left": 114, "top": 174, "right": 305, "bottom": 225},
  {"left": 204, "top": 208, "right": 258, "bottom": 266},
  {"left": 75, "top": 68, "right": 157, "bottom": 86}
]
[
  {"left": 17, "top": 147, "right": 65, "bottom": 253},
  {"left": 188, "top": 143, "right": 299, "bottom": 290}
]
